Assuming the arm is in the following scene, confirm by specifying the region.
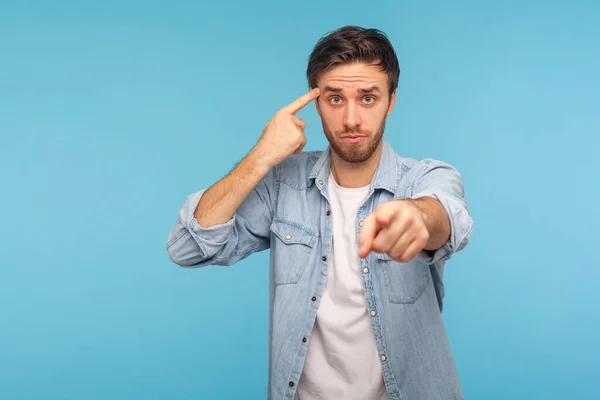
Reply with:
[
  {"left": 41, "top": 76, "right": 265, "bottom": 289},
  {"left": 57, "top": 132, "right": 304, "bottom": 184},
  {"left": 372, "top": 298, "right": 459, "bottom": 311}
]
[
  {"left": 166, "top": 162, "right": 276, "bottom": 267},
  {"left": 409, "top": 196, "right": 450, "bottom": 251},
  {"left": 195, "top": 87, "right": 321, "bottom": 228},
  {"left": 409, "top": 159, "right": 473, "bottom": 263},
  {"left": 166, "top": 88, "right": 321, "bottom": 267},
  {"left": 193, "top": 149, "right": 272, "bottom": 228},
  {"left": 359, "top": 159, "right": 473, "bottom": 264}
]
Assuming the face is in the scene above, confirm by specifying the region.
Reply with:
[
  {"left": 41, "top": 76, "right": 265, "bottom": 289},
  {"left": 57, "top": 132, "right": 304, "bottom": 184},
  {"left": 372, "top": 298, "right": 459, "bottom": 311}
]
[{"left": 315, "top": 61, "right": 396, "bottom": 163}]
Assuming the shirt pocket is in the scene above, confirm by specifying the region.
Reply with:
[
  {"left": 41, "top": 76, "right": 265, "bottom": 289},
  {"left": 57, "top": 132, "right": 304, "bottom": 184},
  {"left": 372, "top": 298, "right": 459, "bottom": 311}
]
[
  {"left": 269, "top": 218, "right": 318, "bottom": 286},
  {"left": 375, "top": 252, "right": 431, "bottom": 304}
]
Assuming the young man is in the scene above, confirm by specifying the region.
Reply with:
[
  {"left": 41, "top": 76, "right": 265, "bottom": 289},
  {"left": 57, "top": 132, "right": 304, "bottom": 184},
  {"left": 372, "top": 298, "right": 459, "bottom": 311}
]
[{"left": 167, "top": 26, "right": 473, "bottom": 400}]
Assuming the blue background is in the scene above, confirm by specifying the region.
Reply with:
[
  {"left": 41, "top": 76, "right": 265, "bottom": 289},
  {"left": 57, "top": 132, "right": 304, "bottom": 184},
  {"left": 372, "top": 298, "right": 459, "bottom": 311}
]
[{"left": 1, "top": 1, "right": 599, "bottom": 399}]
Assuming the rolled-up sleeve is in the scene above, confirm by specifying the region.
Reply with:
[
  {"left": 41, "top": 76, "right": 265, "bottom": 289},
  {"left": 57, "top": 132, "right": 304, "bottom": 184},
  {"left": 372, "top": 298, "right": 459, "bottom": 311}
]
[
  {"left": 166, "top": 167, "right": 276, "bottom": 268},
  {"left": 410, "top": 159, "right": 473, "bottom": 264}
]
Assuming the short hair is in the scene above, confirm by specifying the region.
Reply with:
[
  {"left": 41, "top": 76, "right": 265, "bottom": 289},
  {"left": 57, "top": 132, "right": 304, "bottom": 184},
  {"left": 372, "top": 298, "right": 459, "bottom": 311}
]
[{"left": 306, "top": 26, "right": 400, "bottom": 96}]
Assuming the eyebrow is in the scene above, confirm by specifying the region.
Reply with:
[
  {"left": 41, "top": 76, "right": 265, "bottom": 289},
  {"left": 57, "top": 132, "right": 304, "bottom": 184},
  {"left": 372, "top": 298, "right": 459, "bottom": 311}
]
[
  {"left": 322, "top": 85, "right": 381, "bottom": 94},
  {"left": 323, "top": 85, "right": 342, "bottom": 93},
  {"left": 359, "top": 86, "right": 381, "bottom": 94}
]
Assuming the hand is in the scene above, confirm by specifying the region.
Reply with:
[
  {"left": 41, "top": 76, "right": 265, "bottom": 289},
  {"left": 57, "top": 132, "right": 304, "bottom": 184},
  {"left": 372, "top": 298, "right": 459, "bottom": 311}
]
[
  {"left": 358, "top": 200, "right": 430, "bottom": 263},
  {"left": 252, "top": 88, "right": 320, "bottom": 168}
]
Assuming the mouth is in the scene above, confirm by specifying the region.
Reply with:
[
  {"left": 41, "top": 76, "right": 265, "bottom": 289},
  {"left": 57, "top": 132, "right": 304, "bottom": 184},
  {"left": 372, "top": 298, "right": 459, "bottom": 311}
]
[{"left": 340, "top": 135, "right": 367, "bottom": 143}]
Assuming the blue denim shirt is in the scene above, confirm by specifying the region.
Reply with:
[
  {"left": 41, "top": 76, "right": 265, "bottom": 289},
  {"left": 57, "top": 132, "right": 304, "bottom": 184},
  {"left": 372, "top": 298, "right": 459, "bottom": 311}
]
[{"left": 166, "top": 139, "right": 473, "bottom": 400}]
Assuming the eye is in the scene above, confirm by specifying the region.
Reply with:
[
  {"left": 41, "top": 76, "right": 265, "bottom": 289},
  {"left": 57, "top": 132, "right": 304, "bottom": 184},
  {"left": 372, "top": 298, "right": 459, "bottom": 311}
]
[
  {"left": 363, "top": 96, "right": 375, "bottom": 104},
  {"left": 329, "top": 96, "right": 342, "bottom": 105}
]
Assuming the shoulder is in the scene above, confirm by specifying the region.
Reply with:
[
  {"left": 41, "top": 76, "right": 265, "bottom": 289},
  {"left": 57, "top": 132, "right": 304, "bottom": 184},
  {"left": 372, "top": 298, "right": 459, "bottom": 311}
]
[
  {"left": 399, "top": 156, "right": 458, "bottom": 175},
  {"left": 386, "top": 144, "right": 462, "bottom": 192}
]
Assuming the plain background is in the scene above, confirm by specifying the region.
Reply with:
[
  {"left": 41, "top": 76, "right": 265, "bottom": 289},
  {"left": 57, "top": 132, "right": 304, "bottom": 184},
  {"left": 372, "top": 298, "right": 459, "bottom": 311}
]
[{"left": 1, "top": 0, "right": 599, "bottom": 399}]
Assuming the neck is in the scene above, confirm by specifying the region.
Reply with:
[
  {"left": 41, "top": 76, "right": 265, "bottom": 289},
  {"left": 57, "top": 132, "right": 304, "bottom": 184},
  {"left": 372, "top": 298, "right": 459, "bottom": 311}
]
[{"left": 330, "top": 143, "right": 383, "bottom": 188}]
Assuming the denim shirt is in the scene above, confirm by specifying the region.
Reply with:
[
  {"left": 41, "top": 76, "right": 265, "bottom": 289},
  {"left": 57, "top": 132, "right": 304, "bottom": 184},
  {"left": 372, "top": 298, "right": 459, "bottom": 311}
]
[{"left": 166, "top": 139, "right": 473, "bottom": 400}]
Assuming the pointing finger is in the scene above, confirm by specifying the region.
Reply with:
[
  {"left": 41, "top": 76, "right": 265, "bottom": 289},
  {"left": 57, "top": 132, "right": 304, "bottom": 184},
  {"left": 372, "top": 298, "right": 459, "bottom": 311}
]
[
  {"left": 283, "top": 87, "right": 320, "bottom": 115},
  {"left": 358, "top": 213, "right": 378, "bottom": 258}
]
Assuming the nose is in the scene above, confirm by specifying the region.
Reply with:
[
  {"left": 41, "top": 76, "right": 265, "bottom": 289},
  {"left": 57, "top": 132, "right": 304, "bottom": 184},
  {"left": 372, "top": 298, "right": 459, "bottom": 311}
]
[{"left": 343, "top": 101, "right": 361, "bottom": 131}]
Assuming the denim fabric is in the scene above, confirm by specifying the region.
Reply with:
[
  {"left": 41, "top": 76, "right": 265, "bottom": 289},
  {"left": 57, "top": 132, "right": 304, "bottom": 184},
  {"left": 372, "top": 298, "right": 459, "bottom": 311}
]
[{"left": 167, "top": 139, "right": 473, "bottom": 400}]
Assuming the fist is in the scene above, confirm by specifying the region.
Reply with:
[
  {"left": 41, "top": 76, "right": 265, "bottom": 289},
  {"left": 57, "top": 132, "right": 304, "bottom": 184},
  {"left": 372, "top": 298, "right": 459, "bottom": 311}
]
[
  {"left": 358, "top": 200, "right": 430, "bottom": 263},
  {"left": 254, "top": 88, "right": 320, "bottom": 168}
]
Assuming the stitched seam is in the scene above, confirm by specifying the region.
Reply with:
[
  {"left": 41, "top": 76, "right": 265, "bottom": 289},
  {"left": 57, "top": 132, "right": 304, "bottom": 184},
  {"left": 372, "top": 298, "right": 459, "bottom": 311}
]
[
  {"left": 277, "top": 178, "right": 308, "bottom": 191},
  {"left": 189, "top": 231, "right": 209, "bottom": 258},
  {"left": 231, "top": 240, "right": 269, "bottom": 257},
  {"left": 408, "top": 159, "right": 432, "bottom": 196},
  {"left": 456, "top": 218, "right": 474, "bottom": 249},
  {"left": 381, "top": 264, "right": 430, "bottom": 304},
  {"left": 271, "top": 229, "right": 314, "bottom": 247},
  {"left": 399, "top": 275, "right": 429, "bottom": 304},
  {"left": 166, "top": 221, "right": 187, "bottom": 249},
  {"left": 273, "top": 216, "right": 318, "bottom": 237},
  {"left": 417, "top": 159, "right": 431, "bottom": 176},
  {"left": 274, "top": 169, "right": 281, "bottom": 218}
]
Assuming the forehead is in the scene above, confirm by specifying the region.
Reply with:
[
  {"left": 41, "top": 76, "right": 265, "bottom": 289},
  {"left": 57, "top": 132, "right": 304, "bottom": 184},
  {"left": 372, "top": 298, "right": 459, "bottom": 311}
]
[{"left": 317, "top": 61, "right": 388, "bottom": 91}]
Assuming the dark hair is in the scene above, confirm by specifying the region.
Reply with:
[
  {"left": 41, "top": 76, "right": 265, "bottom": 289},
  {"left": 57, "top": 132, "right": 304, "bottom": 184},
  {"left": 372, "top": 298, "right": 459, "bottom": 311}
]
[{"left": 306, "top": 26, "right": 400, "bottom": 96}]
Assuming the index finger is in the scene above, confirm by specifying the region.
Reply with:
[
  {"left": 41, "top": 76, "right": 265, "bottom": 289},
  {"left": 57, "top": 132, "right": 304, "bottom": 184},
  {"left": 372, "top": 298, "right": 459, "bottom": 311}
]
[
  {"left": 283, "top": 87, "right": 320, "bottom": 115},
  {"left": 358, "top": 213, "right": 378, "bottom": 258}
]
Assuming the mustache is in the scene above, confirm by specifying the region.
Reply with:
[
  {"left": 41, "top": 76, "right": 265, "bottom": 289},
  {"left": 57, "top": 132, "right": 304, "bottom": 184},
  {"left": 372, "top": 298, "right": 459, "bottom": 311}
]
[{"left": 336, "top": 128, "right": 371, "bottom": 135}]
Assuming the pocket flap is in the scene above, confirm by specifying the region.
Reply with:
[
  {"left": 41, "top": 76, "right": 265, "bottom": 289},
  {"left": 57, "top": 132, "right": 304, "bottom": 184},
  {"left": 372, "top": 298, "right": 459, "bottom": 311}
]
[{"left": 270, "top": 218, "right": 317, "bottom": 247}]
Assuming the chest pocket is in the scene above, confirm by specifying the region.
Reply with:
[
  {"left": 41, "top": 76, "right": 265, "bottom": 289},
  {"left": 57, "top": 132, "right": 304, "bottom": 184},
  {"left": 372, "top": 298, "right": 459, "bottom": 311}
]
[
  {"left": 375, "top": 252, "right": 430, "bottom": 304},
  {"left": 269, "top": 218, "right": 318, "bottom": 286}
]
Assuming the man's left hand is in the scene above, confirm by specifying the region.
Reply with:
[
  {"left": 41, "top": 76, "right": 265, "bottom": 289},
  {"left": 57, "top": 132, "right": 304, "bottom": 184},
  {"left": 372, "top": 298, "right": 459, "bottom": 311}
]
[{"left": 358, "top": 200, "right": 430, "bottom": 262}]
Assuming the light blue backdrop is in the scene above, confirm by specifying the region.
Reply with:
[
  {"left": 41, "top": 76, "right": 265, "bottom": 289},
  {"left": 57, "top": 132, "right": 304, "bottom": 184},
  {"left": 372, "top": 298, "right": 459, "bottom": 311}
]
[{"left": 1, "top": 1, "right": 599, "bottom": 399}]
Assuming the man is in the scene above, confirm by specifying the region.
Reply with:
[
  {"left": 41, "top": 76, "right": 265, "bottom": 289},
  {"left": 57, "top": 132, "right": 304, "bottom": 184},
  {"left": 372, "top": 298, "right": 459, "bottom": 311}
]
[{"left": 167, "top": 26, "right": 473, "bottom": 400}]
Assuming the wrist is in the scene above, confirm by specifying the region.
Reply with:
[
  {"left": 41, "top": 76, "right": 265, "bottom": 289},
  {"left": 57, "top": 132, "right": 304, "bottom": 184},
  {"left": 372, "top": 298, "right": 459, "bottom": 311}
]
[
  {"left": 246, "top": 146, "right": 275, "bottom": 175},
  {"left": 405, "top": 196, "right": 450, "bottom": 250},
  {"left": 406, "top": 198, "right": 429, "bottom": 224}
]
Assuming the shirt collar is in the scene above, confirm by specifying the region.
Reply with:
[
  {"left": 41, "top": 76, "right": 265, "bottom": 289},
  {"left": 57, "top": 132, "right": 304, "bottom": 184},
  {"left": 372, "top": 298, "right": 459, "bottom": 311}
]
[{"left": 308, "top": 138, "right": 398, "bottom": 195}]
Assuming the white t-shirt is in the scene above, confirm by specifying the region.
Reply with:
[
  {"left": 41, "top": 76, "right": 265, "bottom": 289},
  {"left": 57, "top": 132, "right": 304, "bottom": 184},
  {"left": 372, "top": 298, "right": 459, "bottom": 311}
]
[{"left": 297, "top": 173, "right": 388, "bottom": 400}]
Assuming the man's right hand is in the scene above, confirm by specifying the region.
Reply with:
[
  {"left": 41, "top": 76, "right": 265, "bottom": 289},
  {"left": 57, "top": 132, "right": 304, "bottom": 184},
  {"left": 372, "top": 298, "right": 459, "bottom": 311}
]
[{"left": 252, "top": 88, "right": 320, "bottom": 168}]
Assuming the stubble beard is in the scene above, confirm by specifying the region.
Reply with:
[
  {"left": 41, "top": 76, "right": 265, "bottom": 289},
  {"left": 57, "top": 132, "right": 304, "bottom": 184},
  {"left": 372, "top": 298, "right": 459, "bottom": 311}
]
[{"left": 322, "top": 117, "right": 386, "bottom": 164}]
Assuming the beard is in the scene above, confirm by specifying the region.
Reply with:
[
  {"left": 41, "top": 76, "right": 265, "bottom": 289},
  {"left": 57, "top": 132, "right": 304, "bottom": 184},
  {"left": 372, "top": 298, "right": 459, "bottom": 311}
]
[{"left": 322, "top": 117, "right": 386, "bottom": 163}]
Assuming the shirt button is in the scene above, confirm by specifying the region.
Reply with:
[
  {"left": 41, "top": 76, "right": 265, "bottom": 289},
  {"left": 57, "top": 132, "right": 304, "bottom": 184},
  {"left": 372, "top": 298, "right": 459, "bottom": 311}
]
[
  {"left": 370, "top": 310, "right": 377, "bottom": 317},
  {"left": 318, "top": 179, "right": 324, "bottom": 186},
  {"left": 322, "top": 256, "right": 327, "bottom": 262},
  {"left": 359, "top": 220, "right": 364, "bottom": 227},
  {"left": 289, "top": 381, "right": 295, "bottom": 387},
  {"left": 302, "top": 337, "right": 307, "bottom": 343},
  {"left": 311, "top": 296, "right": 317, "bottom": 302},
  {"left": 381, "top": 355, "right": 387, "bottom": 361},
  {"left": 326, "top": 210, "right": 331, "bottom": 216},
  {"left": 285, "top": 234, "right": 292, "bottom": 240},
  {"left": 363, "top": 267, "right": 369, "bottom": 274}
]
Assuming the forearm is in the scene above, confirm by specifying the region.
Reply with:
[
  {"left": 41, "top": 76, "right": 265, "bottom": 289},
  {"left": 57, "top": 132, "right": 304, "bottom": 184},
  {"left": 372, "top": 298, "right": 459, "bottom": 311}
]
[
  {"left": 194, "top": 148, "right": 272, "bottom": 228},
  {"left": 410, "top": 197, "right": 451, "bottom": 251}
]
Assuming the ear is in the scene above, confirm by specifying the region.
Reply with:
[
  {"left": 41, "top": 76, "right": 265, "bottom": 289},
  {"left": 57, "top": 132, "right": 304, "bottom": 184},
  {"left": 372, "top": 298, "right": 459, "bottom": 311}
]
[{"left": 386, "top": 90, "right": 397, "bottom": 116}]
